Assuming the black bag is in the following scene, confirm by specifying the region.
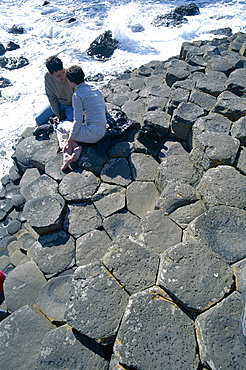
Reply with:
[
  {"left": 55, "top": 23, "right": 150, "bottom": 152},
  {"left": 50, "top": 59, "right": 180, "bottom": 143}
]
[{"left": 137, "top": 123, "right": 165, "bottom": 149}]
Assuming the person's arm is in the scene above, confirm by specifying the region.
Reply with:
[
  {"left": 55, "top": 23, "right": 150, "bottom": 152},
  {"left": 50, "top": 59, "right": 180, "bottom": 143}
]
[{"left": 45, "top": 75, "right": 60, "bottom": 118}]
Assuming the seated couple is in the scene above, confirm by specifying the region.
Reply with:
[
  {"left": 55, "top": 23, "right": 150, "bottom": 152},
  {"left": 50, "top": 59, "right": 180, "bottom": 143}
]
[{"left": 35, "top": 57, "right": 107, "bottom": 170}]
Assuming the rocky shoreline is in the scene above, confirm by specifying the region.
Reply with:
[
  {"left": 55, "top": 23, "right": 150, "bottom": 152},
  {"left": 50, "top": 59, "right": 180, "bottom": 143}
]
[{"left": 1, "top": 31, "right": 246, "bottom": 369}]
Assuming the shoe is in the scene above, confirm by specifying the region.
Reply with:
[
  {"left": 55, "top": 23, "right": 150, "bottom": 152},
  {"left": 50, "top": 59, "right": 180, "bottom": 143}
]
[
  {"left": 33, "top": 123, "right": 54, "bottom": 138},
  {"left": 239, "top": 287, "right": 246, "bottom": 345}
]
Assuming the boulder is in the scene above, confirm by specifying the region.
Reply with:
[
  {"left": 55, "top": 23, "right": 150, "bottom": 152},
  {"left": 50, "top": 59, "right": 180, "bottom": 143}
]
[
  {"left": 226, "top": 68, "right": 246, "bottom": 96},
  {"left": 0, "top": 56, "right": 29, "bottom": 70},
  {"left": 65, "top": 262, "right": 129, "bottom": 344},
  {"left": 231, "top": 116, "right": 246, "bottom": 145},
  {"left": 112, "top": 286, "right": 199, "bottom": 369},
  {"left": 86, "top": 30, "right": 119, "bottom": 60},
  {"left": 212, "top": 91, "right": 246, "bottom": 121}
]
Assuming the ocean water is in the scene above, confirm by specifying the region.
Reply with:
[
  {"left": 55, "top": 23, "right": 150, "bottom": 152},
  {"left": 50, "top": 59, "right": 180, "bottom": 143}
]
[{"left": 0, "top": 0, "right": 245, "bottom": 178}]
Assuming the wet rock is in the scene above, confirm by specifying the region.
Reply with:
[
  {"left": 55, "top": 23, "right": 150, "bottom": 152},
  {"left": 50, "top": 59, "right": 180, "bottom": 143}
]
[
  {"left": 65, "top": 262, "right": 129, "bottom": 344},
  {"left": 4, "top": 261, "right": 46, "bottom": 312},
  {"left": 0, "top": 76, "right": 11, "bottom": 87},
  {"left": 157, "top": 240, "right": 233, "bottom": 314},
  {"left": 22, "top": 193, "right": 66, "bottom": 235},
  {"left": 0, "top": 56, "right": 29, "bottom": 70},
  {"left": 8, "top": 24, "right": 25, "bottom": 34},
  {"left": 103, "top": 235, "right": 159, "bottom": 294},
  {"left": 36, "top": 325, "right": 109, "bottom": 370},
  {"left": 37, "top": 275, "right": 73, "bottom": 321},
  {"left": 112, "top": 286, "right": 199, "bottom": 369},
  {"left": 0, "top": 305, "right": 54, "bottom": 369},
  {"left": 6, "top": 41, "right": 20, "bottom": 51},
  {"left": 135, "top": 209, "right": 182, "bottom": 254},
  {"left": 76, "top": 229, "right": 112, "bottom": 266},
  {"left": 184, "top": 205, "right": 246, "bottom": 264},
  {"left": 195, "top": 292, "right": 245, "bottom": 370},
  {"left": 86, "top": 30, "right": 119, "bottom": 60}
]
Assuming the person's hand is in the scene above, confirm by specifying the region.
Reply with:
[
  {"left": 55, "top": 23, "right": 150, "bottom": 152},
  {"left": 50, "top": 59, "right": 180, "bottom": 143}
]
[{"left": 53, "top": 116, "right": 60, "bottom": 124}]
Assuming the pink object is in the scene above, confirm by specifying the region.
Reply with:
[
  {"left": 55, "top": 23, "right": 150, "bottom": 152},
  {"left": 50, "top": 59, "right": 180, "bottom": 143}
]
[{"left": 0, "top": 271, "right": 6, "bottom": 293}]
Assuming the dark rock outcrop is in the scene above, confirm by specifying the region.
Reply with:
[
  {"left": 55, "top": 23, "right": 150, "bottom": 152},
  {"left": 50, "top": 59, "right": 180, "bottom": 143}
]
[{"left": 86, "top": 30, "right": 119, "bottom": 60}]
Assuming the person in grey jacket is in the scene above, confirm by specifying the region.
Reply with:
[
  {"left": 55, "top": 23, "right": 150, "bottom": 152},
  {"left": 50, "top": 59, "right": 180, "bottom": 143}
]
[{"left": 56, "top": 65, "right": 107, "bottom": 170}]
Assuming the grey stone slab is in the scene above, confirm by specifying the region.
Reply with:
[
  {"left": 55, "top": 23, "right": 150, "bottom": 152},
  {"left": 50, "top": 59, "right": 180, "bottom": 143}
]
[
  {"left": 212, "top": 91, "right": 246, "bottom": 121},
  {"left": 15, "top": 134, "right": 59, "bottom": 171},
  {"left": 135, "top": 210, "right": 182, "bottom": 254},
  {"left": 9, "top": 249, "right": 30, "bottom": 266},
  {"left": 63, "top": 202, "right": 102, "bottom": 238},
  {"left": 156, "top": 153, "right": 199, "bottom": 192},
  {"left": 76, "top": 229, "right": 112, "bottom": 266},
  {"left": 65, "top": 262, "right": 129, "bottom": 344},
  {"left": 102, "top": 235, "right": 159, "bottom": 294},
  {"left": 231, "top": 116, "right": 246, "bottom": 145},
  {"left": 235, "top": 147, "right": 246, "bottom": 174},
  {"left": 195, "top": 71, "right": 226, "bottom": 96},
  {"left": 37, "top": 275, "right": 73, "bottom": 321},
  {"left": 92, "top": 183, "right": 126, "bottom": 218},
  {"left": 171, "top": 102, "right": 205, "bottom": 140},
  {"left": 166, "top": 87, "right": 190, "bottom": 115},
  {"left": 184, "top": 205, "right": 246, "bottom": 264},
  {"left": 20, "top": 174, "right": 58, "bottom": 201},
  {"left": 156, "top": 181, "right": 199, "bottom": 214},
  {"left": 108, "top": 141, "right": 134, "bottom": 158},
  {"left": 169, "top": 200, "right": 206, "bottom": 229},
  {"left": 44, "top": 152, "right": 68, "bottom": 182},
  {"left": 226, "top": 67, "right": 246, "bottom": 96},
  {"left": 112, "top": 286, "right": 199, "bottom": 370},
  {"left": 129, "top": 153, "right": 159, "bottom": 181},
  {"left": 159, "top": 140, "right": 189, "bottom": 160},
  {"left": 126, "top": 181, "right": 159, "bottom": 218},
  {"left": 195, "top": 292, "right": 245, "bottom": 370},
  {"left": 103, "top": 211, "right": 140, "bottom": 239},
  {"left": 100, "top": 158, "right": 132, "bottom": 186},
  {"left": 234, "top": 258, "right": 246, "bottom": 294},
  {"left": 197, "top": 165, "right": 246, "bottom": 209},
  {"left": 190, "top": 132, "right": 240, "bottom": 171},
  {"left": 19, "top": 167, "right": 41, "bottom": 189},
  {"left": 22, "top": 194, "right": 66, "bottom": 235},
  {"left": 36, "top": 325, "right": 109, "bottom": 370},
  {"left": 189, "top": 88, "right": 217, "bottom": 112},
  {"left": 4, "top": 261, "right": 46, "bottom": 313},
  {"left": 157, "top": 240, "right": 233, "bottom": 314},
  {"left": 142, "top": 110, "right": 170, "bottom": 136},
  {"left": 31, "top": 231, "right": 75, "bottom": 276},
  {"left": 0, "top": 305, "right": 54, "bottom": 370},
  {"left": 59, "top": 170, "right": 100, "bottom": 202},
  {"left": 122, "top": 98, "right": 146, "bottom": 123},
  {"left": 77, "top": 145, "right": 108, "bottom": 176}
]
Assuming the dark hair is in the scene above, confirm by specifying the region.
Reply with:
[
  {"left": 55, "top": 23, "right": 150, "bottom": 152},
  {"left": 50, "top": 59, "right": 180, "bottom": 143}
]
[
  {"left": 66, "top": 65, "right": 85, "bottom": 85},
  {"left": 46, "top": 56, "right": 63, "bottom": 75}
]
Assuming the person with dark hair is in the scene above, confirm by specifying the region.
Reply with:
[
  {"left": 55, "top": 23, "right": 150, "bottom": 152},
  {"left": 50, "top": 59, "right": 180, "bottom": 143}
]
[
  {"left": 56, "top": 65, "right": 107, "bottom": 170},
  {"left": 35, "top": 55, "right": 73, "bottom": 126}
]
